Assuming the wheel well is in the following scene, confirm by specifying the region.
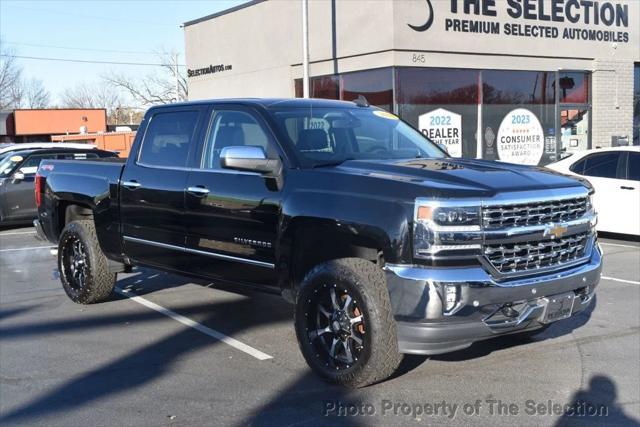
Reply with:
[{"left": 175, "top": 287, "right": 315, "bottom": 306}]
[
  {"left": 290, "top": 225, "right": 383, "bottom": 292},
  {"left": 58, "top": 203, "right": 93, "bottom": 235}
]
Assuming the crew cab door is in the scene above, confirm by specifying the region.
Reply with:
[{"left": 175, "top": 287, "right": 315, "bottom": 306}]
[
  {"left": 572, "top": 151, "right": 627, "bottom": 234},
  {"left": 120, "top": 107, "right": 205, "bottom": 270},
  {"left": 183, "top": 106, "right": 283, "bottom": 286}
]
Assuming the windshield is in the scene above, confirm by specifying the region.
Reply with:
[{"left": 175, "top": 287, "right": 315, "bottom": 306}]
[
  {"left": 0, "top": 155, "right": 24, "bottom": 178},
  {"left": 269, "top": 107, "right": 445, "bottom": 167}
]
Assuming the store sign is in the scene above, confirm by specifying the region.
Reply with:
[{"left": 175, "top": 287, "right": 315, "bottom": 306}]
[
  {"left": 419, "top": 108, "right": 462, "bottom": 157},
  {"left": 187, "top": 64, "right": 233, "bottom": 78},
  {"left": 497, "top": 108, "right": 544, "bottom": 165},
  {"left": 409, "top": 0, "right": 631, "bottom": 44}
]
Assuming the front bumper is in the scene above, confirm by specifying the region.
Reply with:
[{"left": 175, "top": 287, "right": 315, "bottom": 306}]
[{"left": 385, "top": 243, "right": 602, "bottom": 355}]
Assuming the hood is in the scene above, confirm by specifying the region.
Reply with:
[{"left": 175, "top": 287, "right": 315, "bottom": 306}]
[{"left": 333, "top": 158, "right": 588, "bottom": 198}]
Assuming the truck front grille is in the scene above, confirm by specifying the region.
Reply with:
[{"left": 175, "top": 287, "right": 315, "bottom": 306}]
[
  {"left": 484, "top": 232, "right": 589, "bottom": 274},
  {"left": 482, "top": 196, "right": 589, "bottom": 229}
]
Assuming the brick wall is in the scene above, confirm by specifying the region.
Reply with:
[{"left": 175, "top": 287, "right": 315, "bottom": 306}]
[{"left": 591, "top": 60, "right": 635, "bottom": 148}]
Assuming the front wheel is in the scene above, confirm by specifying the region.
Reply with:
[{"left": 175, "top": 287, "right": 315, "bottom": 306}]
[
  {"left": 294, "top": 258, "right": 402, "bottom": 388},
  {"left": 58, "top": 220, "right": 116, "bottom": 304}
]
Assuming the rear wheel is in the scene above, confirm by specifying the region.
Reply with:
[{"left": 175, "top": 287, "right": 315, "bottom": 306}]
[
  {"left": 58, "top": 220, "right": 116, "bottom": 304},
  {"left": 294, "top": 258, "right": 402, "bottom": 388}
]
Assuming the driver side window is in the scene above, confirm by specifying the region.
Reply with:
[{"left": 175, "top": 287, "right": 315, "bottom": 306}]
[{"left": 202, "top": 110, "right": 277, "bottom": 170}]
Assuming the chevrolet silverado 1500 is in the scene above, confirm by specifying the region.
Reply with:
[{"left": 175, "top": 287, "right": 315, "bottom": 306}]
[{"left": 35, "top": 98, "right": 602, "bottom": 387}]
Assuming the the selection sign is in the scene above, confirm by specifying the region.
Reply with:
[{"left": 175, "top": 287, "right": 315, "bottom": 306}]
[
  {"left": 419, "top": 108, "right": 462, "bottom": 157},
  {"left": 497, "top": 108, "right": 544, "bottom": 165}
]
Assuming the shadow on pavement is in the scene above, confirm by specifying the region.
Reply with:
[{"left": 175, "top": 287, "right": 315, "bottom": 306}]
[
  {"left": 555, "top": 375, "right": 638, "bottom": 426},
  {"left": 0, "top": 269, "right": 293, "bottom": 424}
]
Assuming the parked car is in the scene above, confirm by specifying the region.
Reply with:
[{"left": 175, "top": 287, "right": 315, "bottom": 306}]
[
  {"left": 546, "top": 146, "right": 639, "bottom": 236},
  {"left": 0, "top": 142, "right": 97, "bottom": 162},
  {"left": 35, "top": 99, "right": 601, "bottom": 387},
  {"left": 0, "top": 147, "right": 118, "bottom": 225}
]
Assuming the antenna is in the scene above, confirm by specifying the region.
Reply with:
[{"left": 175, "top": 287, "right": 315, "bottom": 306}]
[{"left": 353, "top": 95, "right": 369, "bottom": 108}]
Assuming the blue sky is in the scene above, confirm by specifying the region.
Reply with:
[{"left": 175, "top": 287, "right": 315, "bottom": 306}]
[{"left": 0, "top": 0, "right": 247, "bottom": 104}]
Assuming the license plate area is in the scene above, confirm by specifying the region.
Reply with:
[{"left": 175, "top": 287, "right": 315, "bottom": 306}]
[{"left": 540, "top": 292, "right": 576, "bottom": 324}]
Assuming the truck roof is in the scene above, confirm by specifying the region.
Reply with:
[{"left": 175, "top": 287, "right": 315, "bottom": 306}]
[
  {"left": 149, "top": 98, "right": 368, "bottom": 112},
  {"left": 4, "top": 147, "right": 115, "bottom": 157}
]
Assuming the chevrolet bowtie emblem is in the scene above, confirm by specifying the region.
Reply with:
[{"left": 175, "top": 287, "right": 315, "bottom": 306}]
[{"left": 546, "top": 224, "right": 568, "bottom": 239}]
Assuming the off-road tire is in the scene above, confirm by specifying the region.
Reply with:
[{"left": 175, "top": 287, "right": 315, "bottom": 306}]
[
  {"left": 58, "top": 220, "right": 116, "bottom": 304},
  {"left": 294, "top": 258, "right": 402, "bottom": 388}
]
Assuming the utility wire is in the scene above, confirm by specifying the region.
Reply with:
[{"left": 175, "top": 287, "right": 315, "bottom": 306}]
[
  {"left": 1, "top": 41, "right": 159, "bottom": 55},
  {"left": 2, "top": 4, "right": 178, "bottom": 27},
  {"left": 0, "top": 54, "right": 186, "bottom": 67}
]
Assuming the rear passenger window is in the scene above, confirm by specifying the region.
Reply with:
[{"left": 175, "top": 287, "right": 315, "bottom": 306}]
[
  {"left": 580, "top": 152, "right": 621, "bottom": 179},
  {"left": 139, "top": 111, "right": 199, "bottom": 167}
]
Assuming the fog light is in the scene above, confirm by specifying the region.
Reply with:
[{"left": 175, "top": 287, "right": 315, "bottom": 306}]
[{"left": 443, "top": 284, "right": 460, "bottom": 315}]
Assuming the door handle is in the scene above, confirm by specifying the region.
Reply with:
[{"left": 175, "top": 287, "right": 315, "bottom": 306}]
[
  {"left": 620, "top": 186, "right": 635, "bottom": 190},
  {"left": 187, "top": 186, "right": 210, "bottom": 196},
  {"left": 122, "top": 180, "right": 141, "bottom": 189}
]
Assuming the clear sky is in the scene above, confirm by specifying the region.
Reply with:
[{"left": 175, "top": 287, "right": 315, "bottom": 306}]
[{"left": 0, "top": 0, "right": 247, "bottom": 104}]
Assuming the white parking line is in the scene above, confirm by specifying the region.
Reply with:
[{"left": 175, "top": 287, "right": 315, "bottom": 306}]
[
  {"left": 0, "top": 246, "right": 55, "bottom": 253},
  {"left": 115, "top": 288, "right": 273, "bottom": 361},
  {"left": 600, "top": 242, "right": 640, "bottom": 250},
  {"left": 601, "top": 276, "right": 640, "bottom": 285},
  {"left": 0, "top": 231, "right": 36, "bottom": 236}
]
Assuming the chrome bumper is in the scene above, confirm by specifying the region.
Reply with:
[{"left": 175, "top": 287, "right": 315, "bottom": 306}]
[{"left": 384, "top": 243, "right": 602, "bottom": 355}]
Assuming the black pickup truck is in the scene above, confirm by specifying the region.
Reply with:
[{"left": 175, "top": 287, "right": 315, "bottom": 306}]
[{"left": 35, "top": 98, "right": 602, "bottom": 387}]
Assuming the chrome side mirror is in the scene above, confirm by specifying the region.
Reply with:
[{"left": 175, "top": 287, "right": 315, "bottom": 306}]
[{"left": 220, "top": 146, "right": 282, "bottom": 176}]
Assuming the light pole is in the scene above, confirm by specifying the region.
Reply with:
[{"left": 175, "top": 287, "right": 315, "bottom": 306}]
[{"left": 302, "top": 0, "right": 310, "bottom": 98}]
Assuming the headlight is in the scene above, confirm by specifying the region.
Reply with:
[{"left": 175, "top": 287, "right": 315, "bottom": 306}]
[{"left": 413, "top": 199, "right": 482, "bottom": 259}]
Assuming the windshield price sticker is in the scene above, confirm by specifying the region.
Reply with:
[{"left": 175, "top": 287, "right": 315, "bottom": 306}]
[
  {"left": 418, "top": 108, "right": 462, "bottom": 157},
  {"left": 497, "top": 108, "right": 544, "bottom": 165},
  {"left": 373, "top": 111, "right": 399, "bottom": 120}
]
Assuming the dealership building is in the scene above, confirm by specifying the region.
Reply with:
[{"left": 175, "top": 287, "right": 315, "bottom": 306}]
[{"left": 184, "top": 0, "right": 640, "bottom": 165}]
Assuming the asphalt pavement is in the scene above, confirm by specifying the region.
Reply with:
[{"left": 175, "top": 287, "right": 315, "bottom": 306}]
[{"left": 0, "top": 226, "right": 638, "bottom": 426}]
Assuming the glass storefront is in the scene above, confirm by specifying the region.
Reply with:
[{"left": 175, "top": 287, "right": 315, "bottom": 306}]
[
  {"left": 634, "top": 63, "right": 640, "bottom": 146},
  {"left": 295, "top": 67, "right": 592, "bottom": 166}
]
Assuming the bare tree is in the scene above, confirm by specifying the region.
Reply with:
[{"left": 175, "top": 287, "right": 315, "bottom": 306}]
[
  {"left": 20, "top": 78, "right": 50, "bottom": 109},
  {"left": 102, "top": 49, "right": 187, "bottom": 106},
  {"left": 60, "top": 82, "right": 124, "bottom": 123},
  {"left": 0, "top": 48, "right": 23, "bottom": 110}
]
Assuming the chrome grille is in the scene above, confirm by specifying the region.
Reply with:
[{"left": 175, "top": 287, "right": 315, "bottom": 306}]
[
  {"left": 482, "top": 196, "right": 589, "bottom": 229},
  {"left": 484, "top": 232, "right": 589, "bottom": 274}
]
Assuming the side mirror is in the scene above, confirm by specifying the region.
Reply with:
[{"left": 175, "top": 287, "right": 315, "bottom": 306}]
[
  {"left": 437, "top": 143, "right": 449, "bottom": 155},
  {"left": 12, "top": 171, "right": 25, "bottom": 183},
  {"left": 220, "top": 146, "right": 282, "bottom": 176}
]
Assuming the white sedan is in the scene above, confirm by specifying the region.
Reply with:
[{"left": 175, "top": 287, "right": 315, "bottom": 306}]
[{"left": 546, "top": 146, "right": 640, "bottom": 236}]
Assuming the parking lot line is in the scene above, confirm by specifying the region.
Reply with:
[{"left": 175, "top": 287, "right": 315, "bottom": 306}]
[
  {"left": 601, "top": 276, "right": 640, "bottom": 285},
  {"left": 600, "top": 242, "right": 640, "bottom": 250},
  {"left": 0, "top": 246, "right": 55, "bottom": 253},
  {"left": 115, "top": 288, "right": 273, "bottom": 361}
]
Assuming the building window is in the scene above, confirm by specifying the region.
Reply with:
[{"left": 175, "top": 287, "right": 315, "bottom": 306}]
[
  {"left": 295, "top": 68, "right": 393, "bottom": 111},
  {"left": 395, "top": 68, "right": 480, "bottom": 158},
  {"left": 634, "top": 63, "right": 639, "bottom": 146},
  {"left": 340, "top": 68, "right": 393, "bottom": 112},
  {"left": 558, "top": 72, "right": 589, "bottom": 104},
  {"left": 482, "top": 70, "right": 557, "bottom": 165}
]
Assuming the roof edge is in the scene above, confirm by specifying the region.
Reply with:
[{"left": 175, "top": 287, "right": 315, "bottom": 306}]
[{"left": 183, "top": 0, "right": 266, "bottom": 28}]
